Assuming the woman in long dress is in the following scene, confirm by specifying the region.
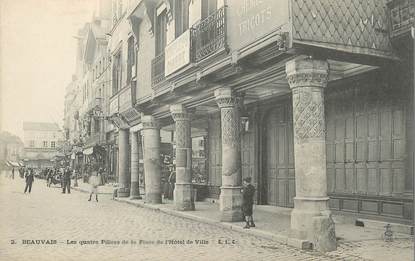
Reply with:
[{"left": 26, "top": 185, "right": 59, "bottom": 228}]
[{"left": 88, "top": 169, "right": 100, "bottom": 202}]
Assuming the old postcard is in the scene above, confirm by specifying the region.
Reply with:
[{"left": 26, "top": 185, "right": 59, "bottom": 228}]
[{"left": 0, "top": 0, "right": 414, "bottom": 260}]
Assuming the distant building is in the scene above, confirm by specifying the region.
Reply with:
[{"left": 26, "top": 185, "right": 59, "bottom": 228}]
[
  {"left": 63, "top": 0, "right": 113, "bottom": 177},
  {"left": 23, "top": 122, "right": 64, "bottom": 169},
  {"left": 0, "top": 131, "right": 24, "bottom": 170}
]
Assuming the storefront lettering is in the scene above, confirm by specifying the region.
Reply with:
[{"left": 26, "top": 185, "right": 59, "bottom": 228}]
[
  {"left": 238, "top": 7, "right": 272, "bottom": 35},
  {"left": 237, "top": 0, "right": 264, "bottom": 17},
  {"left": 165, "top": 30, "right": 190, "bottom": 76}
]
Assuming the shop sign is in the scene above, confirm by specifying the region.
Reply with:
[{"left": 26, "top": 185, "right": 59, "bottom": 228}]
[
  {"left": 165, "top": 29, "right": 191, "bottom": 76},
  {"left": 227, "top": 0, "right": 289, "bottom": 50}
]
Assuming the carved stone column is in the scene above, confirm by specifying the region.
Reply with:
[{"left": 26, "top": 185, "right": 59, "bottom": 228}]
[
  {"left": 286, "top": 58, "right": 336, "bottom": 252},
  {"left": 214, "top": 87, "right": 243, "bottom": 222},
  {"left": 142, "top": 115, "right": 162, "bottom": 204},
  {"left": 130, "top": 131, "right": 142, "bottom": 199},
  {"left": 170, "top": 104, "right": 195, "bottom": 211},
  {"left": 117, "top": 129, "right": 130, "bottom": 197}
]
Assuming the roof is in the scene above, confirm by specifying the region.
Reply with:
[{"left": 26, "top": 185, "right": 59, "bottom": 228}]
[
  {"left": 23, "top": 122, "right": 61, "bottom": 131},
  {"left": 0, "top": 131, "right": 24, "bottom": 144}
]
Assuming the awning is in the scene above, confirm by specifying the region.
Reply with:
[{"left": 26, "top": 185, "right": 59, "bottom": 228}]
[
  {"left": 83, "top": 147, "right": 94, "bottom": 155},
  {"left": 7, "top": 161, "right": 20, "bottom": 167}
]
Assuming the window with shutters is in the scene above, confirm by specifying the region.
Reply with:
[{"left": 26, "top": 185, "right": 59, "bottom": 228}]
[
  {"left": 202, "top": 0, "right": 217, "bottom": 19},
  {"left": 127, "top": 36, "right": 135, "bottom": 83},
  {"left": 112, "top": 50, "right": 122, "bottom": 95},
  {"left": 155, "top": 9, "right": 167, "bottom": 55},
  {"left": 152, "top": 7, "right": 167, "bottom": 87},
  {"left": 175, "top": 0, "right": 189, "bottom": 38}
]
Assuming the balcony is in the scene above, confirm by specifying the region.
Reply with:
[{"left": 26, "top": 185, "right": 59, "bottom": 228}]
[
  {"left": 150, "top": 7, "right": 227, "bottom": 87},
  {"left": 151, "top": 52, "right": 165, "bottom": 88},
  {"left": 191, "top": 6, "right": 227, "bottom": 62},
  {"left": 388, "top": 0, "right": 414, "bottom": 39}
]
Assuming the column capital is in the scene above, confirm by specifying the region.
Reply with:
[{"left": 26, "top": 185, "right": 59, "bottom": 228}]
[
  {"left": 286, "top": 58, "right": 329, "bottom": 89},
  {"left": 170, "top": 104, "right": 191, "bottom": 121},
  {"left": 141, "top": 115, "right": 159, "bottom": 130},
  {"left": 214, "top": 87, "right": 238, "bottom": 108}
]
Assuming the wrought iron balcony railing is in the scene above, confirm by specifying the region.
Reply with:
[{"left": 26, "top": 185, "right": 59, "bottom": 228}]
[
  {"left": 388, "top": 0, "right": 414, "bottom": 39},
  {"left": 191, "top": 6, "right": 227, "bottom": 63},
  {"left": 151, "top": 52, "right": 165, "bottom": 88}
]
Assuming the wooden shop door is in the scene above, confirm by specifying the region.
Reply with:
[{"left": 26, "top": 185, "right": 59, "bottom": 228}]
[{"left": 265, "top": 104, "right": 295, "bottom": 208}]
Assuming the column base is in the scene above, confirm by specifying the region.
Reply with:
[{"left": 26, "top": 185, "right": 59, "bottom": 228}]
[
  {"left": 219, "top": 186, "right": 243, "bottom": 222},
  {"left": 290, "top": 197, "right": 337, "bottom": 252},
  {"left": 174, "top": 183, "right": 195, "bottom": 211},
  {"left": 117, "top": 187, "right": 130, "bottom": 198},
  {"left": 146, "top": 192, "right": 162, "bottom": 204},
  {"left": 130, "top": 181, "right": 142, "bottom": 199}
]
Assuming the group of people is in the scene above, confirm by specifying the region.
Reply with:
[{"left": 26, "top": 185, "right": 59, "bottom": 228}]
[
  {"left": 19, "top": 164, "right": 102, "bottom": 202},
  {"left": 43, "top": 166, "right": 73, "bottom": 193},
  {"left": 12, "top": 162, "right": 257, "bottom": 228}
]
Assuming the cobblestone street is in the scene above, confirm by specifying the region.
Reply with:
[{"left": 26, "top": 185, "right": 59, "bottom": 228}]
[{"left": 0, "top": 177, "right": 412, "bottom": 261}]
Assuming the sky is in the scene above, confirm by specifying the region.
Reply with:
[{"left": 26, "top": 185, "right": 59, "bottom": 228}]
[{"left": 0, "top": 0, "right": 96, "bottom": 139}]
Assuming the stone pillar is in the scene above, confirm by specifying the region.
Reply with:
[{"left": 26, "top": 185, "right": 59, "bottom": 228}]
[
  {"left": 286, "top": 58, "right": 336, "bottom": 252},
  {"left": 142, "top": 115, "right": 162, "bottom": 204},
  {"left": 118, "top": 129, "right": 130, "bottom": 197},
  {"left": 214, "top": 87, "right": 243, "bottom": 222},
  {"left": 170, "top": 104, "right": 194, "bottom": 211},
  {"left": 130, "top": 131, "right": 142, "bottom": 199}
]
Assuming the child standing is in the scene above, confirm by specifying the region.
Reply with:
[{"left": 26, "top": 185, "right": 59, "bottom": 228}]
[
  {"left": 242, "top": 177, "right": 255, "bottom": 229},
  {"left": 88, "top": 170, "right": 100, "bottom": 202}
]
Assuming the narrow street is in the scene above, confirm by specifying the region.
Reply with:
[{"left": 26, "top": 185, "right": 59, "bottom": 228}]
[{"left": 0, "top": 176, "right": 369, "bottom": 261}]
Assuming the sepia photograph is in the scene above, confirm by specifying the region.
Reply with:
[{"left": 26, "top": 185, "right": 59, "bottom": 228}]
[{"left": 0, "top": 0, "right": 414, "bottom": 260}]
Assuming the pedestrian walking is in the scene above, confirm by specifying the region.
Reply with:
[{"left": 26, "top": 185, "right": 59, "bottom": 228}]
[
  {"left": 24, "top": 168, "right": 35, "bottom": 194},
  {"left": 11, "top": 167, "right": 15, "bottom": 179},
  {"left": 62, "top": 166, "right": 72, "bottom": 194},
  {"left": 242, "top": 177, "right": 256, "bottom": 229},
  {"left": 46, "top": 169, "right": 53, "bottom": 187},
  {"left": 88, "top": 169, "right": 100, "bottom": 202}
]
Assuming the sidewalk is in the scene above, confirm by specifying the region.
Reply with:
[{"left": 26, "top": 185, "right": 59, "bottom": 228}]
[
  {"left": 72, "top": 179, "right": 115, "bottom": 194},
  {"left": 73, "top": 185, "right": 414, "bottom": 260}
]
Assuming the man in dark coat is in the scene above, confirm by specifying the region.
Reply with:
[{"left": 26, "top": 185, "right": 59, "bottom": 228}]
[
  {"left": 62, "top": 166, "right": 72, "bottom": 194},
  {"left": 46, "top": 169, "right": 53, "bottom": 187},
  {"left": 167, "top": 167, "right": 176, "bottom": 200},
  {"left": 24, "top": 168, "right": 34, "bottom": 193},
  {"left": 242, "top": 177, "right": 255, "bottom": 229}
]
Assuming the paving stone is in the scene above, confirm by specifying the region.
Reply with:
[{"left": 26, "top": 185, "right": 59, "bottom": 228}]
[{"left": 0, "top": 176, "right": 412, "bottom": 261}]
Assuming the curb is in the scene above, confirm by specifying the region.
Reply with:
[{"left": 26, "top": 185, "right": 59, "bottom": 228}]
[
  {"left": 114, "top": 197, "right": 312, "bottom": 250},
  {"left": 71, "top": 186, "right": 113, "bottom": 194}
]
